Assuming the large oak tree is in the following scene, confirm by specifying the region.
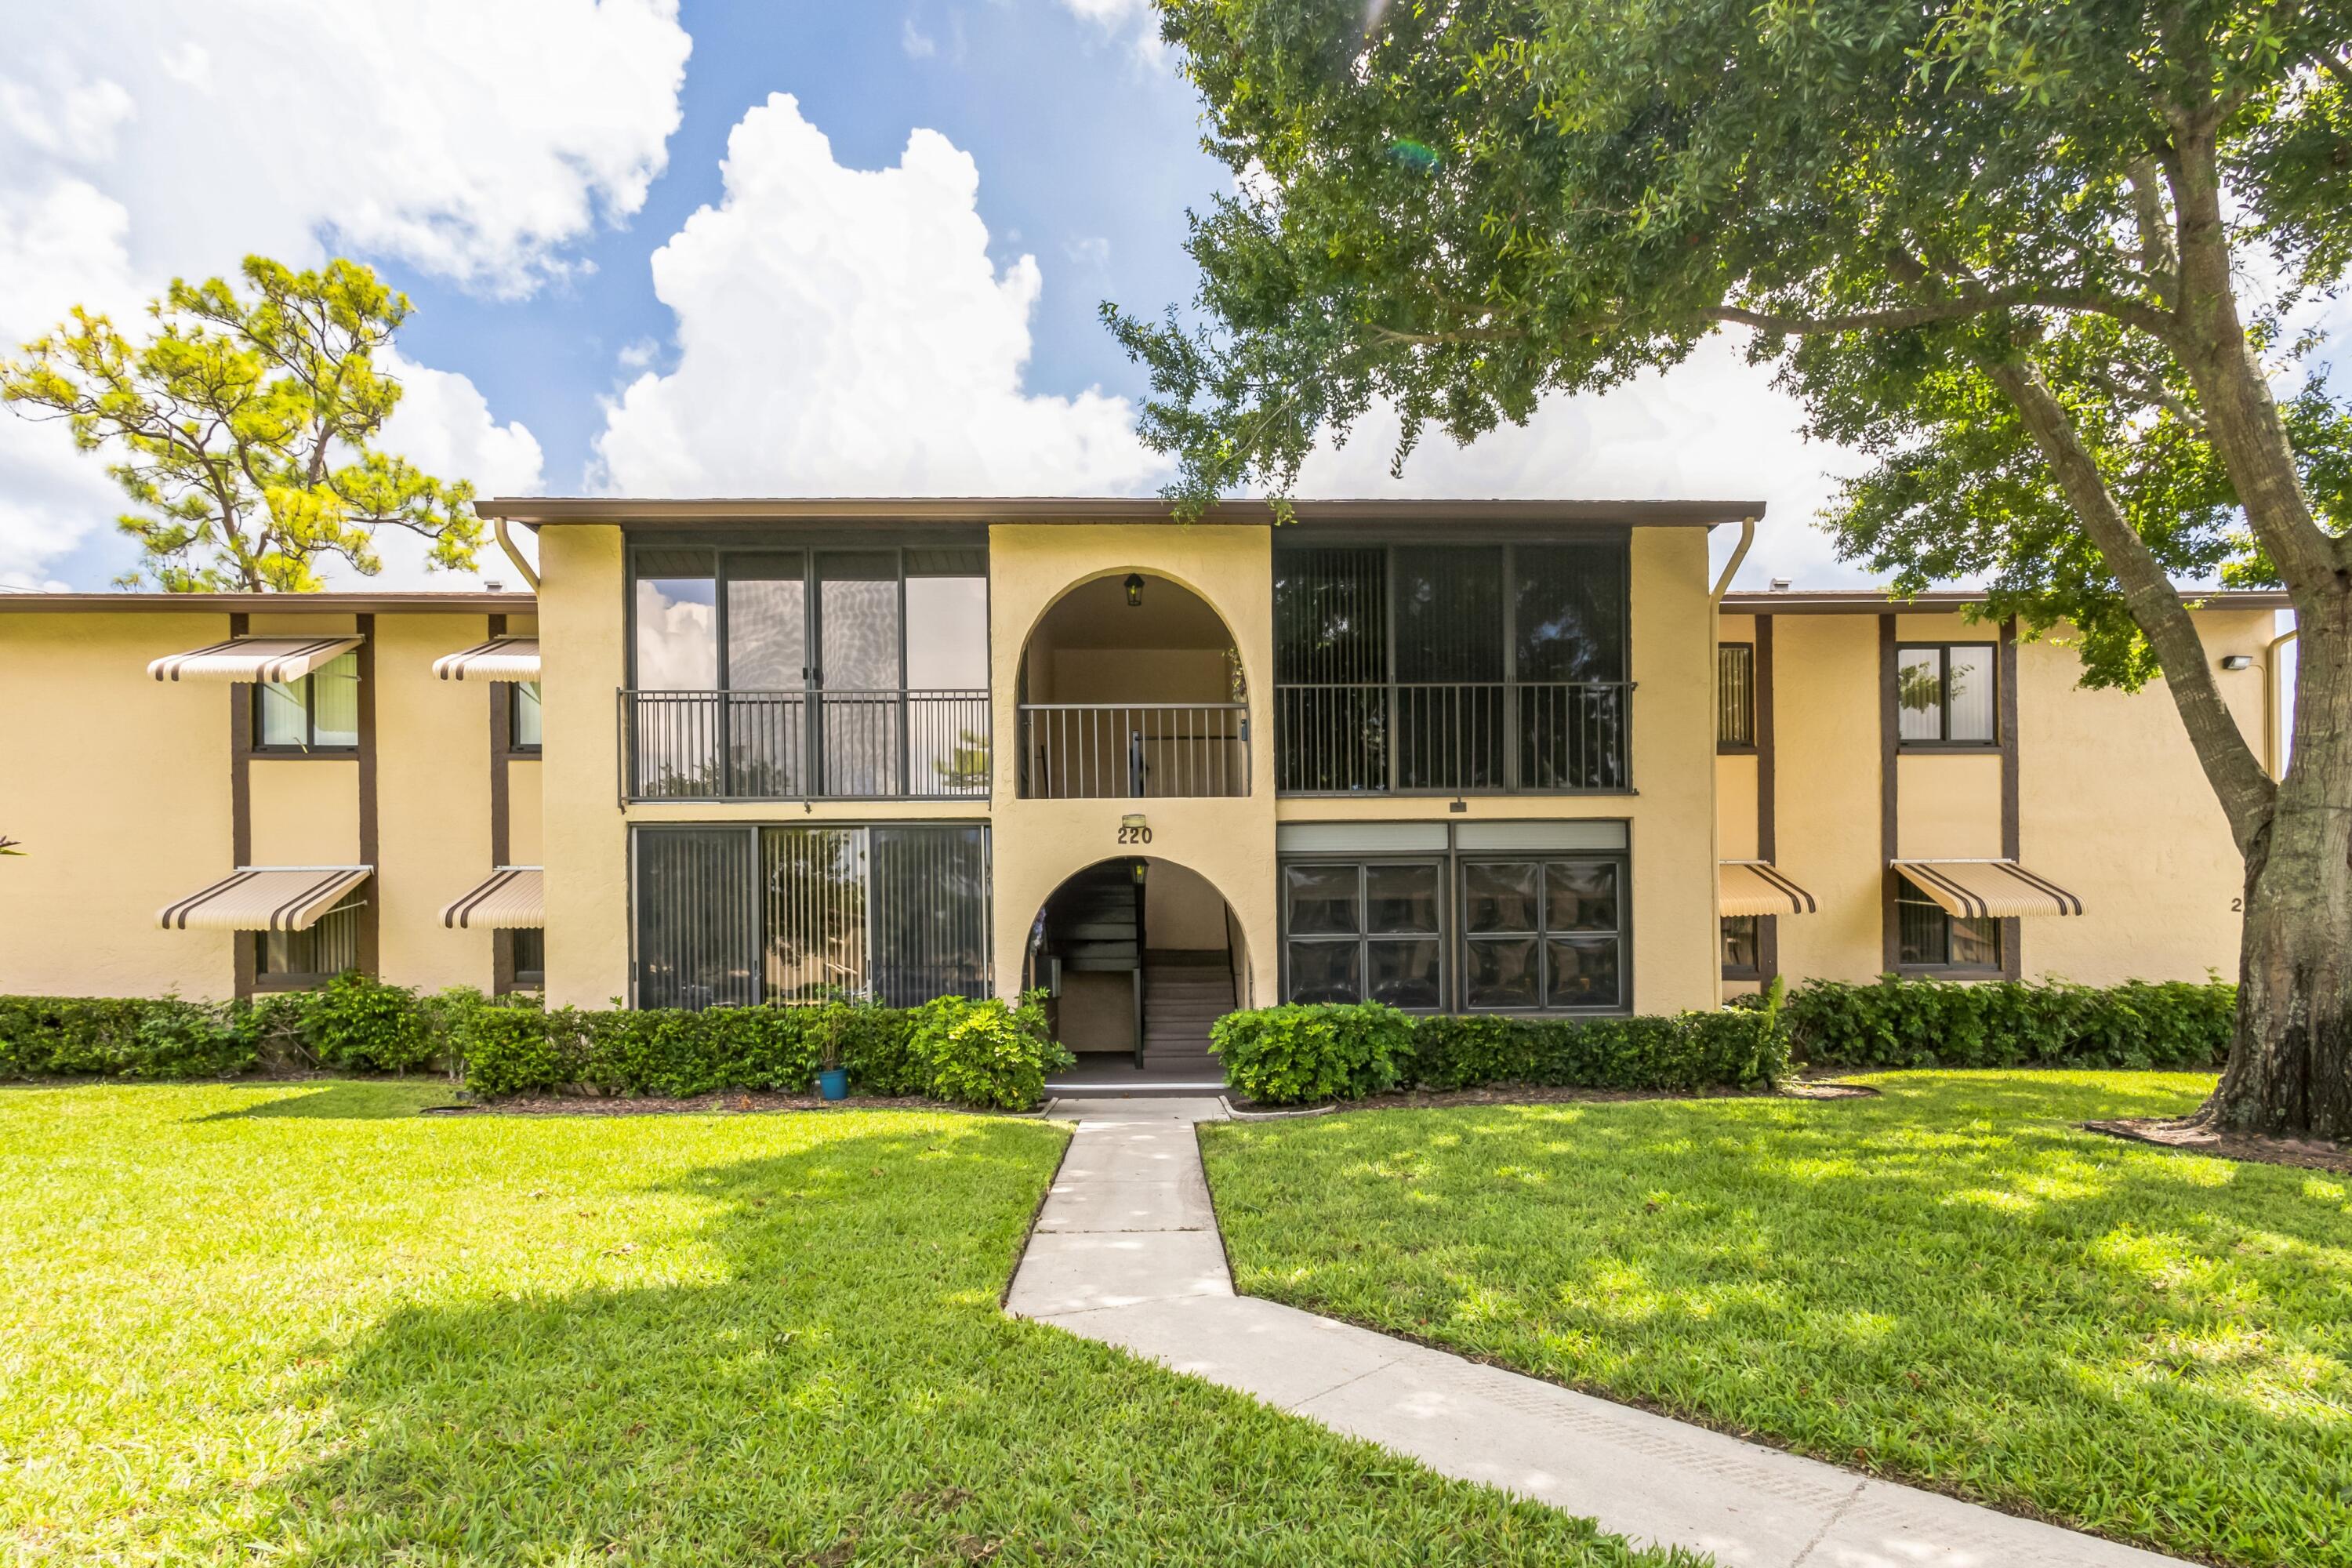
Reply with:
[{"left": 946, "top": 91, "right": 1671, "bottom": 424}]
[{"left": 1111, "top": 0, "right": 2352, "bottom": 1139}]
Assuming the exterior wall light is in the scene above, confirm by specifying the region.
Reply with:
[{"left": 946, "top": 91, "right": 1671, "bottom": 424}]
[
  {"left": 1124, "top": 572, "right": 1145, "bottom": 608},
  {"left": 2220, "top": 655, "right": 2253, "bottom": 670}
]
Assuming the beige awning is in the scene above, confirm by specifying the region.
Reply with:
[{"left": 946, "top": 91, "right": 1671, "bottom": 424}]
[
  {"left": 158, "top": 866, "right": 371, "bottom": 931},
  {"left": 149, "top": 636, "right": 361, "bottom": 684},
  {"left": 441, "top": 866, "right": 543, "bottom": 929},
  {"left": 1719, "top": 860, "right": 1819, "bottom": 918},
  {"left": 433, "top": 637, "right": 540, "bottom": 681},
  {"left": 1893, "top": 859, "right": 2085, "bottom": 919}
]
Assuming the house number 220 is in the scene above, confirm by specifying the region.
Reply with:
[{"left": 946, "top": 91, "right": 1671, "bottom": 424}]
[{"left": 1116, "top": 824, "right": 1154, "bottom": 845}]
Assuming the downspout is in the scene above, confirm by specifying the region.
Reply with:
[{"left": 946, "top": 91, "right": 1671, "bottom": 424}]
[
  {"left": 1710, "top": 516, "right": 1758, "bottom": 604},
  {"left": 493, "top": 516, "right": 540, "bottom": 592},
  {"left": 2265, "top": 625, "right": 2298, "bottom": 780}
]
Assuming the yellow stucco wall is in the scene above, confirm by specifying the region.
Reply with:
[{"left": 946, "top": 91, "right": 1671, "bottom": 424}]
[
  {"left": 1628, "top": 528, "right": 1723, "bottom": 1012},
  {"left": 1895, "top": 753, "right": 2004, "bottom": 859},
  {"left": 1769, "top": 614, "right": 1886, "bottom": 983},
  {"left": 539, "top": 524, "right": 633, "bottom": 1008},
  {"left": 2016, "top": 614, "right": 2267, "bottom": 983},
  {"left": 506, "top": 759, "right": 545, "bottom": 864},
  {"left": 247, "top": 760, "right": 360, "bottom": 865},
  {"left": 375, "top": 613, "right": 495, "bottom": 993},
  {"left": 985, "top": 523, "right": 1278, "bottom": 1005},
  {"left": 0, "top": 612, "right": 238, "bottom": 998},
  {"left": 1716, "top": 753, "right": 1759, "bottom": 862}
]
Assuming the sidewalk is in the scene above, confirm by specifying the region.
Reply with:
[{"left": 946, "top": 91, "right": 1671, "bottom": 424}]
[{"left": 1006, "top": 1097, "right": 2183, "bottom": 1568}]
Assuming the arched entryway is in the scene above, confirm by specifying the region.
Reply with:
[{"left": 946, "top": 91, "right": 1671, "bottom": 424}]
[
  {"left": 1015, "top": 572, "right": 1250, "bottom": 799},
  {"left": 1025, "top": 855, "right": 1247, "bottom": 1076}
]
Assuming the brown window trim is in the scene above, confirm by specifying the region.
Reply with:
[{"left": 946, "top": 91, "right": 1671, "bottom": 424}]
[
  {"left": 249, "top": 666, "right": 361, "bottom": 756},
  {"left": 506, "top": 681, "right": 543, "bottom": 756},
  {"left": 1893, "top": 641, "right": 1999, "bottom": 750}
]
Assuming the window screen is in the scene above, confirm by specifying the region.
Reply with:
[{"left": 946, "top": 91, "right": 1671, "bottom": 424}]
[
  {"left": 1282, "top": 860, "right": 1443, "bottom": 1007},
  {"left": 1461, "top": 857, "right": 1623, "bottom": 1009}
]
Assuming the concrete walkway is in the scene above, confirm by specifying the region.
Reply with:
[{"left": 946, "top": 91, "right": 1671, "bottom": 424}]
[{"left": 1006, "top": 1097, "right": 2182, "bottom": 1568}]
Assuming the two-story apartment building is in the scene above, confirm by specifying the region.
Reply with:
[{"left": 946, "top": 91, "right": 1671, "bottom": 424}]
[{"left": 0, "top": 499, "right": 2282, "bottom": 1077}]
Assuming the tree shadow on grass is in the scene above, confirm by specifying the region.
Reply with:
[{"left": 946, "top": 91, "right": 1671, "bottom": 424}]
[
  {"left": 195, "top": 1081, "right": 452, "bottom": 1121},
  {"left": 257, "top": 1123, "right": 1676, "bottom": 1568},
  {"left": 1205, "top": 1073, "right": 2352, "bottom": 1567}
]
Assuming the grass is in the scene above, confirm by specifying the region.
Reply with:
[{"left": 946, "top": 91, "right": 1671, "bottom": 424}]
[
  {"left": 0, "top": 1080, "right": 1691, "bottom": 1567},
  {"left": 1199, "top": 1070, "right": 2352, "bottom": 1568}
]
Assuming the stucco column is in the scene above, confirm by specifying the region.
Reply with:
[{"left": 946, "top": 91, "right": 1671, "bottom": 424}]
[{"left": 539, "top": 524, "right": 631, "bottom": 1008}]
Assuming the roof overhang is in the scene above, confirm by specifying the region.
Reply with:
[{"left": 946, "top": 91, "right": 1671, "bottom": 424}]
[
  {"left": 1723, "top": 589, "right": 2294, "bottom": 613},
  {"left": 2, "top": 592, "right": 536, "bottom": 615},
  {"left": 474, "top": 496, "right": 1767, "bottom": 530}
]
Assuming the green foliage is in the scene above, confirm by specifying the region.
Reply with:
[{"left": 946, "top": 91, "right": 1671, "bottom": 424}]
[
  {"left": 1, "top": 256, "right": 480, "bottom": 592},
  {"left": 302, "top": 972, "right": 437, "bottom": 1073},
  {"left": 1211, "top": 1003, "right": 1414, "bottom": 1105},
  {"left": 906, "top": 991, "right": 1075, "bottom": 1111},
  {"left": 1211, "top": 1005, "right": 1787, "bottom": 1104},
  {"left": 1119, "top": 0, "right": 2352, "bottom": 684},
  {"left": 0, "top": 994, "right": 256, "bottom": 1080},
  {"left": 1781, "top": 975, "right": 2235, "bottom": 1071}
]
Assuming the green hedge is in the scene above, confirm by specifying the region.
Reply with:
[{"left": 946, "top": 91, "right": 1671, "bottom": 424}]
[
  {"left": 1777, "top": 976, "right": 2236, "bottom": 1070},
  {"left": 2, "top": 982, "right": 1073, "bottom": 1110},
  {"left": 1213, "top": 1001, "right": 1791, "bottom": 1105}
]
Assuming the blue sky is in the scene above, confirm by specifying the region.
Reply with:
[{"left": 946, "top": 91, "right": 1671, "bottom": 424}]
[{"left": 0, "top": 1, "right": 1870, "bottom": 593}]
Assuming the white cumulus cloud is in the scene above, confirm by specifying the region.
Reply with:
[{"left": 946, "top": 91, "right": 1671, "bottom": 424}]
[
  {"left": 0, "top": 0, "right": 688, "bottom": 586},
  {"left": 593, "top": 94, "right": 1163, "bottom": 499}
]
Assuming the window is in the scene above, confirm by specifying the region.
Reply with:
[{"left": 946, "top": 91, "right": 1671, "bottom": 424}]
[
  {"left": 1896, "top": 882, "right": 2001, "bottom": 969},
  {"left": 1282, "top": 861, "right": 1445, "bottom": 1008},
  {"left": 253, "top": 894, "right": 362, "bottom": 988},
  {"left": 254, "top": 652, "right": 360, "bottom": 751},
  {"left": 1461, "top": 857, "right": 1623, "bottom": 1009},
  {"left": 633, "top": 822, "right": 990, "bottom": 1010},
  {"left": 508, "top": 929, "right": 545, "bottom": 990},
  {"left": 1721, "top": 915, "right": 1760, "bottom": 978},
  {"left": 1896, "top": 644, "right": 1996, "bottom": 745},
  {"left": 1718, "top": 644, "right": 1755, "bottom": 749},
  {"left": 509, "top": 681, "right": 543, "bottom": 751}
]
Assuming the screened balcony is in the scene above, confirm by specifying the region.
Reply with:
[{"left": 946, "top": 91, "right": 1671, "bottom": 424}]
[
  {"left": 1273, "top": 542, "right": 1630, "bottom": 794},
  {"left": 1016, "top": 572, "right": 1250, "bottom": 799},
  {"left": 625, "top": 545, "right": 989, "bottom": 801}
]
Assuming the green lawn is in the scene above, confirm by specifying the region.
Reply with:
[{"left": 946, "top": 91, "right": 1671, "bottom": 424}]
[
  {"left": 1200, "top": 1071, "right": 2352, "bottom": 1568},
  {"left": 0, "top": 1081, "right": 1688, "bottom": 1567}
]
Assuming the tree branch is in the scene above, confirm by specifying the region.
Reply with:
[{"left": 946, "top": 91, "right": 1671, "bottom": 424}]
[{"left": 1985, "top": 353, "right": 2275, "bottom": 847}]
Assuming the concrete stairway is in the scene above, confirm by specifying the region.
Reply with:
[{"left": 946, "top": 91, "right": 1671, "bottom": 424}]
[{"left": 1140, "top": 949, "right": 1232, "bottom": 1076}]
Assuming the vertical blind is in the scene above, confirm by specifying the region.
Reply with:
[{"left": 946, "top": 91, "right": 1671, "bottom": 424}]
[{"left": 637, "top": 824, "right": 990, "bottom": 1010}]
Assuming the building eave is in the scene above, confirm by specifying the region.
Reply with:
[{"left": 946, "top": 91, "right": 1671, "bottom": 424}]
[
  {"left": 0, "top": 591, "right": 539, "bottom": 615},
  {"left": 474, "top": 495, "right": 1768, "bottom": 529},
  {"left": 1722, "top": 587, "right": 2295, "bottom": 614}
]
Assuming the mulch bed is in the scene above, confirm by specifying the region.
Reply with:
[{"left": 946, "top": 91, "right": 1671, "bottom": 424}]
[
  {"left": 2082, "top": 1116, "right": 2352, "bottom": 1174},
  {"left": 1229, "top": 1078, "right": 1875, "bottom": 1117},
  {"left": 436, "top": 1091, "right": 1027, "bottom": 1118}
]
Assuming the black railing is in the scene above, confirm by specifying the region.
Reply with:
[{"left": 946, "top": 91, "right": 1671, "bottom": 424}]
[
  {"left": 622, "top": 689, "right": 989, "bottom": 800},
  {"left": 1274, "top": 681, "right": 1628, "bottom": 793},
  {"left": 1018, "top": 702, "right": 1250, "bottom": 798}
]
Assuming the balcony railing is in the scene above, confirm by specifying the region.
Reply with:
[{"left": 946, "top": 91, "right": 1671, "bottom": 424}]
[
  {"left": 1018, "top": 702, "right": 1250, "bottom": 799},
  {"left": 622, "top": 689, "right": 989, "bottom": 801},
  {"left": 1274, "top": 681, "right": 1628, "bottom": 793}
]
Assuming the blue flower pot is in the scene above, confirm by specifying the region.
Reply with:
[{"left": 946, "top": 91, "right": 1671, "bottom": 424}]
[{"left": 818, "top": 1069, "right": 849, "bottom": 1102}]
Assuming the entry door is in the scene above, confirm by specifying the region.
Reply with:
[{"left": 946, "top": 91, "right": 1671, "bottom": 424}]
[{"left": 816, "top": 553, "right": 903, "bottom": 795}]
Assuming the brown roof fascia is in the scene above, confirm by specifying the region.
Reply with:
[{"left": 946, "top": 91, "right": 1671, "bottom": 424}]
[
  {"left": 0, "top": 591, "right": 539, "bottom": 615},
  {"left": 1722, "top": 588, "right": 2294, "bottom": 613},
  {"left": 473, "top": 495, "right": 1767, "bottom": 528}
]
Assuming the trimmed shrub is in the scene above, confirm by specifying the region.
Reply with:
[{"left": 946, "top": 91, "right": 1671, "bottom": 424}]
[
  {"left": 0, "top": 995, "right": 255, "bottom": 1080},
  {"left": 1780, "top": 976, "right": 2234, "bottom": 1071},
  {"left": 1216, "top": 1004, "right": 1790, "bottom": 1104},
  {"left": 1211, "top": 1002, "right": 1414, "bottom": 1105},
  {"left": 906, "top": 991, "right": 1073, "bottom": 1110},
  {"left": 303, "top": 973, "right": 438, "bottom": 1073}
]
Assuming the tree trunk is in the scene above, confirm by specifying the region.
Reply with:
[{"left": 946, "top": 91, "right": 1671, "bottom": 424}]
[{"left": 2203, "top": 602, "right": 2352, "bottom": 1140}]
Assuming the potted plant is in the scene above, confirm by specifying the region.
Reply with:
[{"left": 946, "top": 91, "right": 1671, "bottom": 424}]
[{"left": 816, "top": 1000, "right": 850, "bottom": 1102}]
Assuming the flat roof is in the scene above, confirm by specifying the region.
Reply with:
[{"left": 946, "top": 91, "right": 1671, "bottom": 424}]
[
  {"left": 474, "top": 495, "right": 1766, "bottom": 528},
  {"left": 0, "top": 591, "right": 538, "bottom": 615},
  {"left": 1722, "top": 587, "right": 2294, "bottom": 612}
]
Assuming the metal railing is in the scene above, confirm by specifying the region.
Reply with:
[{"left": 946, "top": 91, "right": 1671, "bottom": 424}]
[
  {"left": 1274, "top": 681, "right": 1628, "bottom": 793},
  {"left": 622, "top": 688, "right": 989, "bottom": 800},
  {"left": 1018, "top": 702, "right": 1250, "bottom": 798}
]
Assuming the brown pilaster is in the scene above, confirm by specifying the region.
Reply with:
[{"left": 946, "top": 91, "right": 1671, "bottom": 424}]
[
  {"left": 229, "top": 612, "right": 254, "bottom": 1000},
  {"left": 487, "top": 612, "right": 517, "bottom": 994},
  {"left": 1999, "top": 617, "right": 2022, "bottom": 979},
  {"left": 356, "top": 614, "right": 379, "bottom": 978},
  {"left": 1879, "top": 614, "right": 1900, "bottom": 974},
  {"left": 1755, "top": 614, "right": 1778, "bottom": 985}
]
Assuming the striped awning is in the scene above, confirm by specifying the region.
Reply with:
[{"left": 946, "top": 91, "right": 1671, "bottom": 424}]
[
  {"left": 158, "top": 866, "right": 371, "bottom": 931},
  {"left": 1719, "top": 861, "right": 1819, "bottom": 918},
  {"left": 441, "top": 866, "right": 544, "bottom": 929},
  {"left": 149, "top": 636, "right": 361, "bottom": 684},
  {"left": 1893, "top": 859, "right": 2085, "bottom": 919},
  {"left": 433, "top": 637, "right": 540, "bottom": 681}
]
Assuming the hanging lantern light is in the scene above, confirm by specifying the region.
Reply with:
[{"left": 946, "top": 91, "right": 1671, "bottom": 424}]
[{"left": 1123, "top": 572, "right": 1145, "bottom": 608}]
